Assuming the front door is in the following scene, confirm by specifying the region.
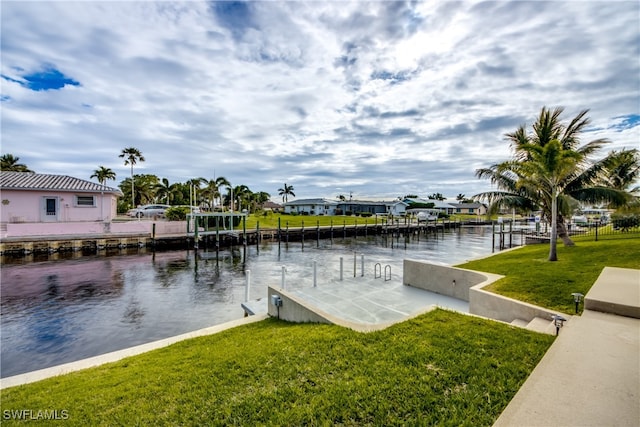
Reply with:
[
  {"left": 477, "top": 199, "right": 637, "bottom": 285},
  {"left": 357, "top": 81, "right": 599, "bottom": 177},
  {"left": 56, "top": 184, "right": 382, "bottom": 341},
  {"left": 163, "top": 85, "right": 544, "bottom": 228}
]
[{"left": 42, "top": 197, "right": 58, "bottom": 221}]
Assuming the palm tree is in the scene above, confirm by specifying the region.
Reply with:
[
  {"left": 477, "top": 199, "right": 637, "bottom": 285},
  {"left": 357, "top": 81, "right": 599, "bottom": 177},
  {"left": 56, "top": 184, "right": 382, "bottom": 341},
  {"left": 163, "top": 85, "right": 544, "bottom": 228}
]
[
  {"left": 119, "top": 147, "right": 145, "bottom": 208},
  {"left": 278, "top": 183, "right": 295, "bottom": 203},
  {"left": 90, "top": 166, "right": 116, "bottom": 185},
  {"left": 119, "top": 174, "right": 158, "bottom": 206},
  {"left": 500, "top": 140, "right": 582, "bottom": 260},
  {"left": 231, "top": 184, "right": 251, "bottom": 212},
  {"left": 1, "top": 154, "right": 32, "bottom": 172},
  {"left": 475, "top": 107, "right": 631, "bottom": 251},
  {"left": 604, "top": 149, "right": 640, "bottom": 193},
  {"left": 456, "top": 193, "right": 466, "bottom": 202},
  {"left": 155, "top": 178, "right": 180, "bottom": 204}
]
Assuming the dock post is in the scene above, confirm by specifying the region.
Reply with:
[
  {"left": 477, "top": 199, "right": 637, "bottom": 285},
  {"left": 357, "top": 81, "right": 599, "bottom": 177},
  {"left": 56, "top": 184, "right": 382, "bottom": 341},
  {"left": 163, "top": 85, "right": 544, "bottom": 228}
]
[
  {"left": 316, "top": 220, "right": 320, "bottom": 247},
  {"left": 313, "top": 261, "right": 317, "bottom": 287},
  {"left": 509, "top": 220, "right": 513, "bottom": 248},
  {"left": 330, "top": 219, "right": 334, "bottom": 242},
  {"left": 194, "top": 216, "right": 199, "bottom": 250},
  {"left": 301, "top": 220, "right": 305, "bottom": 248},
  {"left": 492, "top": 221, "right": 496, "bottom": 253},
  {"left": 245, "top": 269, "right": 251, "bottom": 302},
  {"left": 286, "top": 221, "right": 289, "bottom": 243},
  {"left": 360, "top": 254, "right": 364, "bottom": 277},
  {"left": 353, "top": 252, "right": 356, "bottom": 277},
  {"left": 242, "top": 215, "right": 247, "bottom": 246},
  {"left": 256, "top": 221, "right": 260, "bottom": 248},
  {"left": 277, "top": 217, "right": 281, "bottom": 246}
]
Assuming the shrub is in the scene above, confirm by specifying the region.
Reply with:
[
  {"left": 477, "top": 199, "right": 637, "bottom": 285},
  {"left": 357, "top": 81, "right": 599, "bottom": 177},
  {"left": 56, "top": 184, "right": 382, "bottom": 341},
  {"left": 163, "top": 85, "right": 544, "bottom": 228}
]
[
  {"left": 611, "top": 212, "right": 640, "bottom": 231},
  {"left": 360, "top": 212, "right": 373, "bottom": 218},
  {"left": 345, "top": 210, "right": 353, "bottom": 216},
  {"left": 165, "top": 206, "right": 190, "bottom": 221}
]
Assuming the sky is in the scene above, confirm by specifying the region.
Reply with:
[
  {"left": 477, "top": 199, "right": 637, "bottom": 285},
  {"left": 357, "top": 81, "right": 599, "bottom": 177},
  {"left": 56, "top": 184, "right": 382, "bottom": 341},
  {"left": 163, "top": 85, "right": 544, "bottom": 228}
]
[{"left": 1, "top": 1, "right": 639, "bottom": 202}]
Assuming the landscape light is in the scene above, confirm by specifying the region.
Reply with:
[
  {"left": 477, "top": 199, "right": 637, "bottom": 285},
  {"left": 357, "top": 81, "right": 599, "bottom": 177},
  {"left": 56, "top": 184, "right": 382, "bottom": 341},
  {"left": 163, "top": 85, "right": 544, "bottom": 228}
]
[
  {"left": 552, "top": 314, "right": 567, "bottom": 336},
  {"left": 571, "top": 292, "right": 584, "bottom": 314}
]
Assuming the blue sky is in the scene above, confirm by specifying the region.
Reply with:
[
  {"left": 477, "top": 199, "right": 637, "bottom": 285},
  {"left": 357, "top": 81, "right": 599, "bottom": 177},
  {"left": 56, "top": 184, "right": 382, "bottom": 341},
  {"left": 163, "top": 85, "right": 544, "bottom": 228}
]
[{"left": 1, "top": 1, "right": 639, "bottom": 201}]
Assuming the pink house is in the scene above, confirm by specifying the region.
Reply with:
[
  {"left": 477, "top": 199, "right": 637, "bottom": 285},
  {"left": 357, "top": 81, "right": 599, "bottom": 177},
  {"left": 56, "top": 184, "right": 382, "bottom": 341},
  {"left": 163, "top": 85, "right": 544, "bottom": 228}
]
[{"left": 0, "top": 171, "right": 122, "bottom": 226}]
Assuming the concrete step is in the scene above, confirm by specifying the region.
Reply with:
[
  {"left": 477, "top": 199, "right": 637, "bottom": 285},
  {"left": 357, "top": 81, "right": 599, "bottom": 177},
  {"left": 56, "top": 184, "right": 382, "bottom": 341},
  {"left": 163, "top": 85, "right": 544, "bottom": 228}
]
[
  {"left": 510, "top": 318, "right": 529, "bottom": 328},
  {"left": 526, "top": 316, "right": 556, "bottom": 335}
]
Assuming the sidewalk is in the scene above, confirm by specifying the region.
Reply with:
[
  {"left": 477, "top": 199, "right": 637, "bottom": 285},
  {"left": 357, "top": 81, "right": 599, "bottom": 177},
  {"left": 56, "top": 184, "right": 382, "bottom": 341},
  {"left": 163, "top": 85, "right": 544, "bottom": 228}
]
[{"left": 494, "top": 267, "right": 640, "bottom": 427}]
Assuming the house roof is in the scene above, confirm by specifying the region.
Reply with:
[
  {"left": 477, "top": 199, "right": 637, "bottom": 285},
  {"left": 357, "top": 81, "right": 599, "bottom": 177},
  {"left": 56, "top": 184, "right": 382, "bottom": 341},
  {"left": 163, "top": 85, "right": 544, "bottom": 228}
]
[
  {"left": 452, "top": 202, "right": 486, "bottom": 209},
  {"left": 284, "top": 198, "right": 338, "bottom": 206},
  {"left": 0, "top": 172, "right": 123, "bottom": 195},
  {"left": 404, "top": 198, "right": 456, "bottom": 209},
  {"left": 262, "top": 201, "right": 283, "bottom": 209},
  {"left": 338, "top": 200, "right": 408, "bottom": 207}
]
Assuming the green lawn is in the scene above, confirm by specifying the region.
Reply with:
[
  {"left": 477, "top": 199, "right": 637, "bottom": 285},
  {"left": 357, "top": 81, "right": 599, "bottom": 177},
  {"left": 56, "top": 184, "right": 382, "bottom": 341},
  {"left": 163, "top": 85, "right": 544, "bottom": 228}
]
[
  {"left": 244, "top": 213, "right": 408, "bottom": 229},
  {"left": 456, "top": 238, "right": 640, "bottom": 313},
  {"left": 0, "top": 310, "right": 552, "bottom": 426}
]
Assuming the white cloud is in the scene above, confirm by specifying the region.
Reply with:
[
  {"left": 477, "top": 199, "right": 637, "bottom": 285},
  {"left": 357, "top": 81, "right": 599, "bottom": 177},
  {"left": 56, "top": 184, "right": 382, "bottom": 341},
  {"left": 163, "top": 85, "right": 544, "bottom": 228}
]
[{"left": 1, "top": 1, "right": 638, "bottom": 200}]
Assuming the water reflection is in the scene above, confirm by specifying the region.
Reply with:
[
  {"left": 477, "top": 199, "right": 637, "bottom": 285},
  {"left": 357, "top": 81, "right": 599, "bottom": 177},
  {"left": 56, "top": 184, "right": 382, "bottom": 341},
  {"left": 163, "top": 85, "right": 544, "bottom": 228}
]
[{"left": 1, "top": 226, "right": 497, "bottom": 377}]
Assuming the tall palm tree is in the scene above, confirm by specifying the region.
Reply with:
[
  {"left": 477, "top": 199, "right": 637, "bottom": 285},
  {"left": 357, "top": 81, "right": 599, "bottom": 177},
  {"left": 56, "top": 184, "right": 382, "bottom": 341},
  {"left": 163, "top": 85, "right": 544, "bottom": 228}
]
[
  {"left": 278, "top": 183, "right": 295, "bottom": 203},
  {"left": 604, "top": 149, "right": 640, "bottom": 193},
  {"left": 90, "top": 166, "right": 116, "bottom": 185},
  {"left": 499, "top": 140, "right": 582, "bottom": 260},
  {"left": 230, "top": 184, "right": 251, "bottom": 212},
  {"left": 119, "top": 147, "right": 145, "bottom": 208},
  {"left": 1, "top": 154, "right": 32, "bottom": 172},
  {"left": 475, "top": 107, "right": 631, "bottom": 250},
  {"left": 456, "top": 193, "right": 466, "bottom": 202},
  {"left": 155, "top": 178, "right": 180, "bottom": 204}
]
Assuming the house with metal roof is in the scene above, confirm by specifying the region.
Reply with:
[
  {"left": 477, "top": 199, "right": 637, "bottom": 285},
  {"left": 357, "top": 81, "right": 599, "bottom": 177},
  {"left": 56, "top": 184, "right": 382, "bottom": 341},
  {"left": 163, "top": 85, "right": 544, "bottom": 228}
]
[
  {"left": 452, "top": 202, "right": 488, "bottom": 215},
  {"left": 337, "top": 200, "right": 408, "bottom": 216},
  {"left": 0, "top": 171, "right": 122, "bottom": 224},
  {"left": 283, "top": 198, "right": 339, "bottom": 215}
]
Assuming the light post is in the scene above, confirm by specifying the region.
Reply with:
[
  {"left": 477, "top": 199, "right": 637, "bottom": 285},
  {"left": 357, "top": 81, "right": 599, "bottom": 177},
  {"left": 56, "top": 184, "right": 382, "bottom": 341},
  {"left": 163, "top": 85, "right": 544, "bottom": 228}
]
[
  {"left": 552, "top": 314, "right": 567, "bottom": 336},
  {"left": 571, "top": 292, "right": 584, "bottom": 314}
]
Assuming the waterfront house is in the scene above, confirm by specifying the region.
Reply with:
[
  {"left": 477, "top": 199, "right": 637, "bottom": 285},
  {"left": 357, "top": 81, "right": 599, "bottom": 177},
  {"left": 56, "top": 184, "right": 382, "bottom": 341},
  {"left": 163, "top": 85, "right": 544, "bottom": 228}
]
[
  {"left": 283, "top": 199, "right": 338, "bottom": 215},
  {"left": 404, "top": 198, "right": 457, "bottom": 214},
  {"left": 452, "top": 202, "right": 488, "bottom": 215},
  {"left": 0, "top": 171, "right": 122, "bottom": 224},
  {"left": 337, "top": 200, "right": 408, "bottom": 216}
]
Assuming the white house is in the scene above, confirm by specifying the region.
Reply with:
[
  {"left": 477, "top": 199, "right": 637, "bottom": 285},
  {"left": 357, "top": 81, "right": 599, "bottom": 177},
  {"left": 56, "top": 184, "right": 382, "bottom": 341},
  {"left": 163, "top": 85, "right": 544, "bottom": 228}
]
[
  {"left": 404, "top": 198, "right": 456, "bottom": 214},
  {"left": 452, "top": 202, "right": 488, "bottom": 215},
  {"left": 283, "top": 198, "right": 338, "bottom": 215}
]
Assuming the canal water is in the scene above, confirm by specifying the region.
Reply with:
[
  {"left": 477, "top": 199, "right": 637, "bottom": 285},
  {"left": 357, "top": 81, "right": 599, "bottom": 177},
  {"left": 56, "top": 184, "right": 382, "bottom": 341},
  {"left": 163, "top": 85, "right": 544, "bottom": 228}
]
[{"left": 1, "top": 226, "right": 497, "bottom": 378}]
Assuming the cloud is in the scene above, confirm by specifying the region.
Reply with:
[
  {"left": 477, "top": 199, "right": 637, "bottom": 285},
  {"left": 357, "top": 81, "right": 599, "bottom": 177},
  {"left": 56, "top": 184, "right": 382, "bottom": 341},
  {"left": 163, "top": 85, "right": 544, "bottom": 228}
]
[{"left": 0, "top": 1, "right": 638, "bottom": 201}]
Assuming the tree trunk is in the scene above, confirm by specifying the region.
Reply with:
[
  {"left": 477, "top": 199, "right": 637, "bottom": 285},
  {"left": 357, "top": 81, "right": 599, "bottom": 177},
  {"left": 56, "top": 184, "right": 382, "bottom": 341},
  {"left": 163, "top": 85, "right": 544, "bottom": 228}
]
[
  {"left": 557, "top": 216, "right": 575, "bottom": 246},
  {"left": 548, "top": 191, "right": 558, "bottom": 261}
]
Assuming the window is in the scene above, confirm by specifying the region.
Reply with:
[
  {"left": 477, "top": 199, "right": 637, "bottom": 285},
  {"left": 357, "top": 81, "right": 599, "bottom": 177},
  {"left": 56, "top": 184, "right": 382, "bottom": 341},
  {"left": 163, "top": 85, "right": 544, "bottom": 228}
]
[{"left": 76, "top": 195, "right": 95, "bottom": 206}]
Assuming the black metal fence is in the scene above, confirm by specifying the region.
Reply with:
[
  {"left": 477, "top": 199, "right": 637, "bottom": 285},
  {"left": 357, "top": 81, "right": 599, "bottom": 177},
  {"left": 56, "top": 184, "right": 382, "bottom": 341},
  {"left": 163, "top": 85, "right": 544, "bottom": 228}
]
[{"left": 491, "top": 218, "right": 640, "bottom": 251}]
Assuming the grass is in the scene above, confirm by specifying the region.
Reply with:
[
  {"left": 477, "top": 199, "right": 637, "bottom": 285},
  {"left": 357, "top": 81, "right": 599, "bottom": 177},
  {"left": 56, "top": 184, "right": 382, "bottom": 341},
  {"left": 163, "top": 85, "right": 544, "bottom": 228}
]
[
  {"left": 244, "top": 213, "right": 411, "bottom": 229},
  {"left": 0, "top": 310, "right": 553, "bottom": 426},
  {"left": 456, "top": 238, "right": 640, "bottom": 314}
]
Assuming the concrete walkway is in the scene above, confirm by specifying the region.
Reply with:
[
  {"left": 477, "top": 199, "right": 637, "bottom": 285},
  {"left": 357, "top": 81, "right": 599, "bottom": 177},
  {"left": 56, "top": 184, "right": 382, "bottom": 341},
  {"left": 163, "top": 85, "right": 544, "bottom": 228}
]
[{"left": 494, "top": 267, "right": 640, "bottom": 427}]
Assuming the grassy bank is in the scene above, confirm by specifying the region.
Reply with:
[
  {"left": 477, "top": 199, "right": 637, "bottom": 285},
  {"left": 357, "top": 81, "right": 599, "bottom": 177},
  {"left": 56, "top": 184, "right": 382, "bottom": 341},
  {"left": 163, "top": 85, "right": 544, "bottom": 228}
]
[
  {"left": 456, "top": 238, "right": 640, "bottom": 313},
  {"left": 1, "top": 310, "right": 552, "bottom": 426},
  {"left": 244, "top": 213, "right": 407, "bottom": 229}
]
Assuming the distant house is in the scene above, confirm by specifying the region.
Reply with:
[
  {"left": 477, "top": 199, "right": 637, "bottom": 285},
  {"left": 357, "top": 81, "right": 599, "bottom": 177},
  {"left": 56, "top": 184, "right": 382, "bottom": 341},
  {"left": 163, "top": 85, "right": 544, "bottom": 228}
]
[
  {"left": 261, "top": 201, "right": 283, "bottom": 212},
  {"left": 283, "top": 199, "right": 338, "bottom": 215},
  {"left": 404, "top": 198, "right": 456, "bottom": 214},
  {"left": 0, "top": 172, "right": 122, "bottom": 224},
  {"left": 337, "top": 200, "right": 408, "bottom": 216},
  {"left": 452, "top": 202, "right": 487, "bottom": 215}
]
